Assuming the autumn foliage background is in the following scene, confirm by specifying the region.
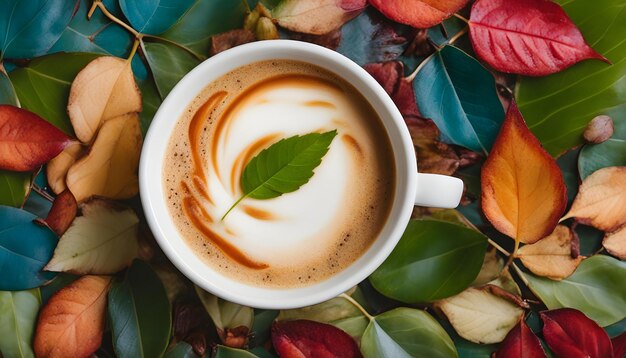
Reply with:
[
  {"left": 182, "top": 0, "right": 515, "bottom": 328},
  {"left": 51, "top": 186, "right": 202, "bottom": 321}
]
[{"left": 0, "top": 0, "right": 626, "bottom": 357}]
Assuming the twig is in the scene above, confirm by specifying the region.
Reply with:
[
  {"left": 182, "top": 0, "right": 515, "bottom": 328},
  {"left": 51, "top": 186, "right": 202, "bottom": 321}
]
[
  {"left": 406, "top": 27, "right": 468, "bottom": 81},
  {"left": 31, "top": 184, "right": 55, "bottom": 203},
  {"left": 142, "top": 35, "right": 206, "bottom": 61},
  {"left": 127, "top": 38, "right": 140, "bottom": 61},
  {"left": 488, "top": 238, "right": 511, "bottom": 256},
  {"left": 503, "top": 238, "right": 520, "bottom": 271},
  {"left": 339, "top": 293, "right": 374, "bottom": 320},
  {"left": 453, "top": 13, "right": 470, "bottom": 24},
  {"left": 511, "top": 262, "right": 529, "bottom": 286},
  {"left": 91, "top": 0, "right": 141, "bottom": 38}
]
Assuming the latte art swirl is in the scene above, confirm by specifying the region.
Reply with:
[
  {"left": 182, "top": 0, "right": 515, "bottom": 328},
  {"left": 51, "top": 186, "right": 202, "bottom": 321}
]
[{"left": 164, "top": 60, "right": 395, "bottom": 287}]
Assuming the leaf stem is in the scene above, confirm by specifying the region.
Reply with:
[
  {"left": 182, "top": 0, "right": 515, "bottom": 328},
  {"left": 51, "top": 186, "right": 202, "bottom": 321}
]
[
  {"left": 127, "top": 39, "right": 140, "bottom": 61},
  {"left": 406, "top": 26, "right": 468, "bottom": 82},
  {"left": 221, "top": 194, "right": 248, "bottom": 221},
  {"left": 503, "top": 238, "right": 520, "bottom": 271},
  {"left": 31, "top": 184, "right": 55, "bottom": 203},
  {"left": 488, "top": 238, "right": 511, "bottom": 256},
  {"left": 91, "top": 0, "right": 141, "bottom": 38},
  {"left": 511, "top": 262, "right": 529, "bottom": 286},
  {"left": 447, "top": 27, "right": 468, "bottom": 46},
  {"left": 142, "top": 35, "right": 206, "bottom": 61},
  {"left": 453, "top": 13, "right": 470, "bottom": 24},
  {"left": 339, "top": 293, "right": 374, "bottom": 321}
]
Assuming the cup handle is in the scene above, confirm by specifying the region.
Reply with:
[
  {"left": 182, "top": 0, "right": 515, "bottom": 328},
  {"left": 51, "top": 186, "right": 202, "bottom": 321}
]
[{"left": 414, "top": 173, "right": 464, "bottom": 208}]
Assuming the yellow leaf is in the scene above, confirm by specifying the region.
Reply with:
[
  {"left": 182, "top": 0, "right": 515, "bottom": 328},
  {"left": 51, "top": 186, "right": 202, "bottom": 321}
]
[
  {"left": 67, "top": 56, "right": 141, "bottom": 143},
  {"left": 562, "top": 167, "right": 626, "bottom": 232},
  {"left": 604, "top": 225, "right": 626, "bottom": 260},
  {"left": 34, "top": 276, "right": 111, "bottom": 358},
  {"left": 516, "top": 225, "right": 584, "bottom": 280},
  {"left": 481, "top": 102, "right": 567, "bottom": 244},
  {"left": 66, "top": 113, "right": 142, "bottom": 202},
  {"left": 46, "top": 142, "right": 83, "bottom": 194}
]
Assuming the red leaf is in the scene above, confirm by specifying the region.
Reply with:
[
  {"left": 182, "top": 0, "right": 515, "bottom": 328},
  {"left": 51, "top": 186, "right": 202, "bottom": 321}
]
[
  {"left": 469, "top": 0, "right": 608, "bottom": 76},
  {"left": 369, "top": 0, "right": 470, "bottom": 29},
  {"left": 272, "top": 320, "right": 362, "bottom": 358},
  {"left": 44, "top": 189, "right": 78, "bottom": 236},
  {"left": 541, "top": 308, "right": 613, "bottom": 358},
  {"left": 0, "top": 105, "right": 73, "bottom": 172},
  {"left": 612, "top": 332, "right": 626, "bottom": 358},
  {"left": 493, "top": 318, "right": 546, "bottom": 358},
  {"left": 363, "top": 61, "right": 421, "bottom": 120}
]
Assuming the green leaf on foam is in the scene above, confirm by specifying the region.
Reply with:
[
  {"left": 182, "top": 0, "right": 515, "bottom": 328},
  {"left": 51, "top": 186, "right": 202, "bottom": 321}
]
[
  {"left": 527, "top": 255, "right": 626, "bottom": 327},
  {"left": 0, "top": 289, "right": 41, "bottom": 358},
  {"left": 222, "top": 130, "right": 338, "bottom": 220},
  {"left": 370, "top": 219, "right": 487, "bottom": 303},
  {"left": 516, "top": 0, "right": 626, "bottom": 156},
  {"left": 0, "top": 0, "right": 78, "bottom": 59},
  {"left": 413, "top": 46, "right": 505, "bottom": 154},
  {"left": 9, "top": 52, "right": 101, "bottom": 135}
]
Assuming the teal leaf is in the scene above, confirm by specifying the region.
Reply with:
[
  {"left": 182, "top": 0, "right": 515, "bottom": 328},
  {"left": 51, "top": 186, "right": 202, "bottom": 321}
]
[
  {"left": 164, "top": 342, "right": 198, "bottom": 358},
  {"left": 120, "top": 0, "right": 195, "bottom": 35},
  {"left": 527, "top": 255, "right": 626, "bottom": 327},
  {"left": 369, "top": 220, "right": 487, "bottom": 303},
  {"left": 413, "top": 45, "right": 505, "bottom": 154},
  {"left": 557, "top": 148, "right": 581, "bottom": 206},
  {"left": 9, "top": 52, "right": 101, "bottom": 135},
  {"left": 161, "top": 0, "right": 251, "bottom": 58},
  {"left": 49, "top": 0, "right": 132, "bottom": 56},
  {"left": 360, "top": 308, "right": 457, "bottom": 358},
  {"left": 215, "top": 346, "right": 260, "bottom": 358},
  {"left": 0, "top": 171, "right": 29, "bottom": 208},
  {"left": 0, "top": 0, "right": 78, "bottom": 59},
  {"left": 579, "top": 119, "right": 626, "bottom": 179},
  {"left": 0, "top": 289, "right": 41, "bottom": 358},
  {"left": 138, "top": 75, "right": 162, "bottom": 136},
  {"left": 336, "top": 8, "right": 409, "bottom": 66},
  {"left": 0, "top": 206, "right": 57, "bottom": 290},
  {"left": 142, "top": 40, "right": 200, "bottom": 99},
  {"left": 516, "top": 0, "right": 626, "bottom": 156},
  {"left": 0, "top": 69, "right": 18, "bottom": 105},
  {"left": 223, "top": 130, "right": 338, "bottom": 219},
  {"left": 108, "top": 259, "right": 171, "bottom": 358}
]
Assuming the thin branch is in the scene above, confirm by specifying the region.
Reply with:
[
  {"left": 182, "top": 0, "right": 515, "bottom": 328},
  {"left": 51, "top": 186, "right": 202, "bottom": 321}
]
[
  {"left": 488, "top": 238, "right": 511, "bottom": 256},
  {"left": 339, "top": 293, "right": 374, "bottom": 320},
  {"left": 453, "top": 13, "right": 470, "bottom": 24},
  {"left": 127, "top": 38, "right": 140, "bottom": 61},
  {"left": 406, "top": 26, "right": 468, "bottom": 82},
  {"left": 91, "top": 0, "right": 141, "bottom": 38},
  {"left": 511, "top": 262, "right": 529, "bottom": 286},
  {"left": 447, "top": 27, "right": 468, "bottom": 46},
  {"left": 142, "top": 35, "right": 206, "bottom": 61},
  {"left": 503, "top": 238, "right": 520, "bottom": 271}
]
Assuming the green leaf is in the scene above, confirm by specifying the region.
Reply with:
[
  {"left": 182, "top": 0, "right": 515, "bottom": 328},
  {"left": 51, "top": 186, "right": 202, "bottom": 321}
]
[
  {"left": 120, "top": 0, "right": 195, "bottom": 35},
  {"left": 558, "top": 148, "right": 581, "bottom": 206},
  {"left": 164, "top": 342, "right": 198, "bottom": 358},
  {"left": 0, "top": 171, "right": 29, "bottom": 208},
  {"left": 527, "top": 255, "right": 626, "bottom": 326},
  {"left": 360, "top": 308, "right": 457, "bottom": 358},
  {"left": 108, "top": 260, "right": 171, "bottom": 358},
  {"left": 195, "top": 285, "right": 254, "bottom": 332},
  {"left": 138, "top": 76, "right": 162, "bottom": 136},
  {"left": 0, "top": 0, "right": 78, "bottom": 59},
  {"left": 413, "top": 45, "right": 505, "bottom": 154},
  {"left": 249, "top": 309, "right": 278, "bottom": 348},
  {"left": 579, "top": 119, "right": 626, "bottom": 179},
  {"left": 223, "top": 130, "right": 337, "bottom": 219},
  {"left": 161, "top": 0, "right": 251, "bottom": 58},
  {"left": 0, "top": 206, "right": 57, "bottom": 290},
  {"left": 142, "top": 40, "right": 200, "bottom": 99},
  {"left": 9, "top": 52, "right": 101, "bottom": 135},
  {"left": 369, "top": 220, "right": 487, "bottom": 303},
  {"left": 335, "top": 8, "right": 409, "bottom": 66},
  {"left": 0, "top": 289, "right": 41, "bottom": 358},
  {"left": 215, "top": 346, "right": 260, "bottom": 358},
  {"left": 0, "top": 69, "right": 18, "bottom": 105},
  {"left": 277, "top": 296, "right": 369, "bottom": 339},
  {"left": 516, "top": 0, "right": 626, "bottom": 156},
  {"left": 49, "top": 0, "right": 133, "bottom": 56}
]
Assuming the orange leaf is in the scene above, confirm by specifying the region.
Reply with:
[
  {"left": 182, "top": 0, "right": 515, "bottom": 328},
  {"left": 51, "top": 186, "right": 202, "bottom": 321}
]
[
  {"left": 481, "top": 102, "right": 567, "bottom": 244},
  {"left": 369, "top": 0, "right": 470, "bottom": 29},
  {"left": 562, "top": 167, "right": 626, "bottom": 232},
  {"left": 34, "top": 275, "right": 111, "bottom": 358},
  {"left": 603, "top": 225, "right": 626, "bottom": 260}
]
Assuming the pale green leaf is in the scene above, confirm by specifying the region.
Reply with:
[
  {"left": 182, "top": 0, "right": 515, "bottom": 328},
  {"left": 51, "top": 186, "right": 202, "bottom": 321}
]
[
  {"left": 0, "top": 289, "right": 41, "bottom": 358},
  {"left": 195, "top": 285, "right": 254, "bottom": 331}
]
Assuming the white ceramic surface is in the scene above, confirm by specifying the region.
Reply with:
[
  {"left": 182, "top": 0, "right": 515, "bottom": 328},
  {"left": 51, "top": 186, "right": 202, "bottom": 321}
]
[{"left": 140, "top": 40, "right": 463, "bottom": 309}]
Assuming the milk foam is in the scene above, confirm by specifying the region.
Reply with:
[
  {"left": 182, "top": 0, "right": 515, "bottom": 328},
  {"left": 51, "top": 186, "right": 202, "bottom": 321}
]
[{"left": 163, "top": 60, "right": 395, "bottom": 288}]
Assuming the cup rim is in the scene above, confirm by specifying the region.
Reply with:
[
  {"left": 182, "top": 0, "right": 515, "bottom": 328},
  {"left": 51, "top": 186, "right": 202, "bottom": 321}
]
[{"left": 139, "top": 40, "right": 417, "bottom": 309}]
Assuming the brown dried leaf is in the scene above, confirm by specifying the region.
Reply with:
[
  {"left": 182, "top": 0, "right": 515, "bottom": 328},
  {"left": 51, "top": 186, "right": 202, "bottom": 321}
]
[
  {"left": 44, "top": 189, "right": 77, "bottom": 237},
  {"left": 562, "top": 167, "right": 626, "bottom": 232},
  {"left": 272, "top": 0, "right": 366, "bottom": 35},
  {"left": 287, "top": 29, "right": 342, "bottom": 50},
  {"left": 516, "top": 225, "right": 584, "bottom": 280},
  {"left": 47, "top": 142, "right": 83, "bottom": 194},
  {"left": 67, "top": 56, "right": 142, "bottom": 143},
  {"left": 584, "top": 115, "right": 614, "bottom": 144},
  {"left": 604, "top": 225, "right": 626, "bottom": 260},
  {"left": 66, "top": 113, "right": 142, "bottom": 202},
  {"left": 472, "top": 247, "right": 503, "bottom": 286},
  {"left": 34, "top": 276, "right": 111, "bottom": 358},
  {"left": 209, "top": 29, "right": 256, "bottom": 56}
]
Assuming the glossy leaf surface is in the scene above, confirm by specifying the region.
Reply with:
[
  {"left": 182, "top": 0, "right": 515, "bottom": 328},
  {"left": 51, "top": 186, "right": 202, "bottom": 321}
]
[
  {"left": 370, "top": 220, "right": 487, "bottom": 303},
  {"left": 413, "top": 45, "right": 504, "bottom": 153},
  {"left": 527, "top": 255, "right": 626, "bottom": 326},
  {"left": 0, "top": 206, "right": 57, "bottom": 290},
  {"left": 108, "top": 260, "right": 171, "bottom": 358},
  {"left": 541, "top": 308, "right": 613, "bottom": 358},
  {"left": 120, "top": 0, "right": 195, "bottom": 35},
  {"left": 516, "top": 0, "right": 626, "bottom": 156}
]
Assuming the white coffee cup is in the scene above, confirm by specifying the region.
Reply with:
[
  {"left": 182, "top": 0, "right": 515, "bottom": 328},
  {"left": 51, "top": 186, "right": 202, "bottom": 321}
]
[{"left": 140, "top": 40, "right": 463, "bottom": 309}]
